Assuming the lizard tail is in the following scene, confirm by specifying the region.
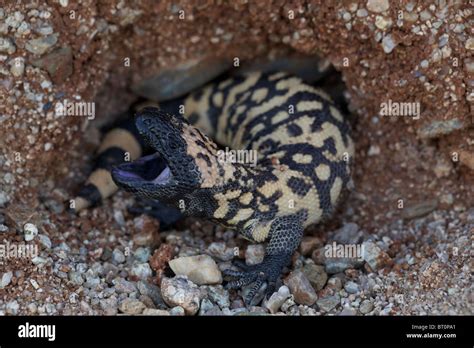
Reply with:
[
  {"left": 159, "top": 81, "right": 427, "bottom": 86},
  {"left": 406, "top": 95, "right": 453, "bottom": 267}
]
[{"left": 72, "top": 111, "right": 148, "bottom": 212}]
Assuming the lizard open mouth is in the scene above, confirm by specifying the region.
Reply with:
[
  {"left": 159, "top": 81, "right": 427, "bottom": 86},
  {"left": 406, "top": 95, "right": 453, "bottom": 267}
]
[{"left": 112, "top": 152, "right": 173, "bottom": 185}]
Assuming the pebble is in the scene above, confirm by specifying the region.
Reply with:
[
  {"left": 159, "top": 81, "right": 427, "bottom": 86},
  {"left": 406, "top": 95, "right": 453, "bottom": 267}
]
[
  {"left": 284, "top": 269, "right": 318, "bottom": 306},
  {"left": 301, "top": 263, "right": 327, "bottom": 291},
  {"left": 316, "top": 295, "right": 340, "bottom": 312},
  {"left": 161, "top": 276, "right": 202, "bottom": 315},
  {"left": 465, "top": 38, "right": 474, "bottom": 51},
  {"left": 332, "top": 222, "right": 361, "bottom": 244},
  {"left": 299, "top": 236, "right": 322, "bottom": 256},
  {"left": 245, "top": 244, "right": 265, "bottom": 265},
  {"left": 362, "top": 241, "right": 391, "bottom": 271},
  {"left": 130, "top": 263, "right": 152, "bottom": 280},
  {"left": 23, "top": 223, "right": 38, "bottom": 241},
  {"left": 38, "top": 234, "right": 52, "bottom": 249},
  {"left": 340, "top": 307, "right": 357, "bottom": 315},
  {"left": 31, "top": 256, "right": 47, "bottom": 265},
  {"left": 344, "top": 281, "right": 360, "bottom": 294},
  {"left": 402, "top": 200, "right": 438, "bottom": 219},
  {"left": 1, "top": 271, "right": 13, "bottom": 288},
  {"left": 199, "top": 298, "right": 215, "bottom": 315},
  {"left": 356, "top": 9, "right": 368, "bottom": 17},
  {"left": 169, "top": 306, "right": 186, "bottom": 316},
  {"left": 133, "top": 247, "right": 151, "bottom": 263},
  {"left": 113, "top": 278, "right": 137, "bottom": 294},
  {"left": 263, "top": 285, "right": 290, "bottom": 314},
  {"left": 68, "top": 271, "right": 84, "bottom": 286},
  {"left": 5, "top": 12, "right": 24, "bottom": 28},
  {"left": 25, "top": 34, "right": 58, "bottom": 55},
  {"left": 382, "top": 34, "right": 397, "bottom": 54},
  {"left": 206, "top": 285, "right": 230, "bottom": 308},
  {"left": 367, "top": 0, "right": 389, "bottom": 13},
  {"left": 206, "top": 242, "right": 234, "bottom": 261},
  {"left": 418, "top": 119, "right": 464, "bottom": 138},
  {"left": 143, "top": 308, "right": 170, "bottom": 315},
  {"left": 131, "top": 57, "right": 230, "bottom": 101},
  {"left": 8, "top": 57, "right": 24, "bottom": 77},
  {"left": 119, "top": 298, "right": 145, "bottom": 315},
  {"left": 112, "top": 248, "right": 126, "bottom": 264},
  {"left": 6, "top": 300, "right": 20, "bottom": 315},
  {"left": 169, "top": 255, "right": 222, "bottom": 285},
  {"left": 359, "top": 300, "right": 374, "bottom": 314},
  {"left": 137, "top": 281, "right": 163, "bottom": 307},
  {"left": 324, "top": 257, "right": 363, "bottom": 274},
  {"left": 30, "top": 46, "right": 73, "bottom": 83}
]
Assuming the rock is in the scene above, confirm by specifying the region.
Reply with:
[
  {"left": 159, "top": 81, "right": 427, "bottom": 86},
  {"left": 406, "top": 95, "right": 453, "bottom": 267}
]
[
  {"left": 417, "top": 119, "right": 464, "bottom": 138},
  {"left": 344, "top": 281, "right": 359, "bottom": 294},
  {"left": 68, "top": 271, "right": 84, "bottom": 286},
  {"left": 23, "top": 223, "right": 38, "bottom": 241},
  {"left": 137, "top": 281, "right": 164, "bottom": 307},
  {"left": 359, "top": 300, "right": 374, "bottom": 314},
  {"left": 160, "top": 276, "right": 202, "bottom": 315},
  {"left": 402, "top": 200, "right": 438, "bottom": 219},
  {"left": 9, "top": 57, "right": 25, "bottom": 77},
  {"left": 38, "top": 234, "right": 52, "bottom": 249},
  {"left": 1, "top": 271, "right": 13, "bottom": 288},
  {"left": 0, "top": 37, "right": 16, "bottom": 54},
  {"left": 356, "top": 8, "right": 368, "bottom": 17},
  {"left": 284, "top": 269, "right": 318, "bottom": 306},
  {"left": 332, "top": 223, "right": 361, "bottom": 244},
  {"left": 130, "top": 263, "right": 152, "bottom": 280},
  {"left": 381, "top": 34, "right": 397, "bottom": 54},
  {"left": 263, "top": 285, "right": 290, "bottom": 314},
  {"left": 133, "top": 247, "right": 151, "bottom": 263},
  {"left": 299, "top": 236, "right": 322, "bottom": 256},
  {"left": 206, "top": 285, "right": 230, "bottom": 308},
  {"left": 132, "top": 215, "right": 160, "bottom": 247},
  {"left": 25, "top": 34, "right": 58, "bottom": 55},
  {"left": 207, "top": 242, "right": 235, "bottom": 261},
  {"left": 169, "top": 306, "right": 186, "bottom": 316},
  {"left": 112, "top": 278, "right": 137, "bottom": 294},
  {"left": 324, "top": 257, "right": 363, "bottom": 274},
  {"left": 199, "top": 298, "right": 216, "bottom": 315},
  {"left": 142, "top": 308, "right": 170, "bottom": 315},
  {"left": 131, "top": 57, "right": 230, "bottom": 101},
  {"left": 6, "top": 300, "right": 20, "bottom": 315},
  {"left": 169, "top": 255, "right": 222, "bottom": 285},
  {"left": 301, "top": 264, "right": 327, "bottom": 291},
  {"left": 245, "top": 244, "right": 265, "bottom": 265},
  {"left": 149, "top": 244, "right": 173, "bottom": 282},
  {"left": 119, "top": 299, "right": 146, "bottom": 315},
  {"left": 340, "top": 307, "right": 357, "bottom": 315},
  {"left": 31, "top": 46, "right": 72, "bottom": 84},
  {"left": 367, "top": 0, "right": 389, "bottom": 13},
  {"left": 112, "top": 248, "right": 126, "bottom": 264},
  {"left": 362, "top": 241, "right": 391, "bottom": 271},
  {"left": 316, "top": 295, "right": 340, "bottom": 312},
  {"left": 459, "top": 149, "right": 474, "bottom": 171}
]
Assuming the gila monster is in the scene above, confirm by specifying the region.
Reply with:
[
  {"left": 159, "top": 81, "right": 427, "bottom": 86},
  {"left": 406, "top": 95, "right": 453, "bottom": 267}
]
[{"left": 73, "top": 71, "right": 354, "bottom": 303}]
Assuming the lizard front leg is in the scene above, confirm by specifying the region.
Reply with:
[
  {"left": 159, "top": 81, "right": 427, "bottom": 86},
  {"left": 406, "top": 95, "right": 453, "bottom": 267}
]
[{"left": 224, "top": 214, "right": 305, "bottom": 305}]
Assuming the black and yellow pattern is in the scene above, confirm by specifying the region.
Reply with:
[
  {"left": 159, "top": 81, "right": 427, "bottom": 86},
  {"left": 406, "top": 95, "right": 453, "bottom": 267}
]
[{"left": 75, "top": 71, "right": 354, "bottom": 303}]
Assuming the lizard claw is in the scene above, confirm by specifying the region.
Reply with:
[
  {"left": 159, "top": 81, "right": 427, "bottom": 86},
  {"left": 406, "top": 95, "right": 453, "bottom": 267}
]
[{"left": 223, "top": 253, "right": 291, "bottom": 305}]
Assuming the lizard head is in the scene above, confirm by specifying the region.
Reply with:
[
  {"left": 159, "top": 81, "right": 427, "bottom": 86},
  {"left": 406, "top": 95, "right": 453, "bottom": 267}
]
[{"left": 111, "top": 107, "right": 207, "bottom": 205}]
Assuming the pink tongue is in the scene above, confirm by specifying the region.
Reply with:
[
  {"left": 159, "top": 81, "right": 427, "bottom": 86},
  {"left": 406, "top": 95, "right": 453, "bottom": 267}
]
[{"left": 153, "top": 166, "right": 171, "bottom": 183}]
